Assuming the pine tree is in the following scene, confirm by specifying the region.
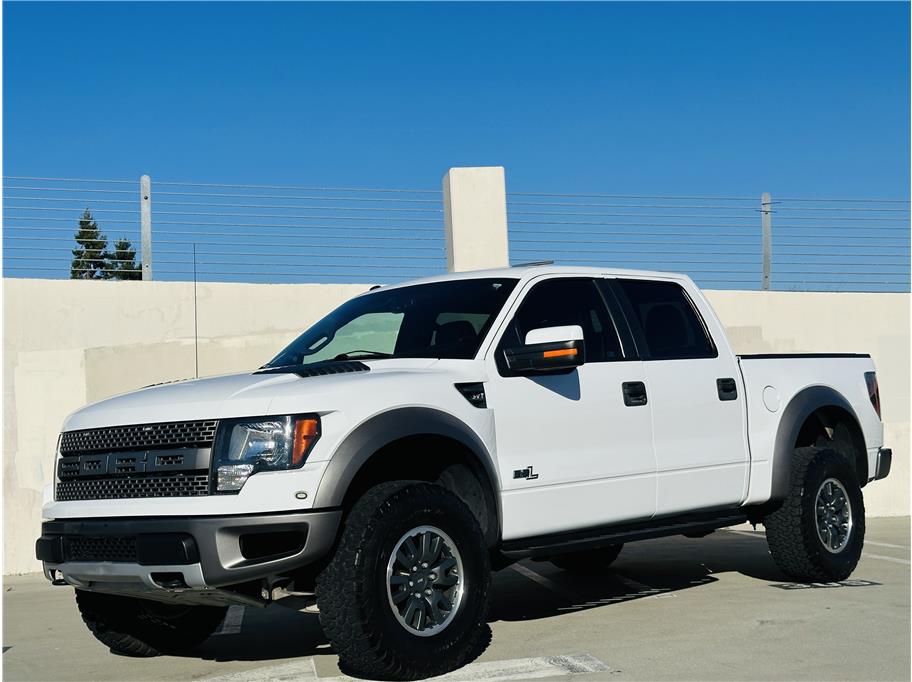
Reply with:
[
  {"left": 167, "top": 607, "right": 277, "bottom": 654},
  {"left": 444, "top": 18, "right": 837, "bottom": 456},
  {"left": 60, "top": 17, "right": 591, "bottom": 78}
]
[
  {"left": 107, "top": 237, "right": 142, "bottom": 280},
  {"left": 70, "top": 209, "right": 109, "bottom": 279}
]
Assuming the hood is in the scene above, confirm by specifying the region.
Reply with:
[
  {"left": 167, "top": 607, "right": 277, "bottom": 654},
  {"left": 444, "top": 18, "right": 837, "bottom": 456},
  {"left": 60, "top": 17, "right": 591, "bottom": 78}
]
[{"left": 63, "top": 358, "right": 466, "bottom": 431}]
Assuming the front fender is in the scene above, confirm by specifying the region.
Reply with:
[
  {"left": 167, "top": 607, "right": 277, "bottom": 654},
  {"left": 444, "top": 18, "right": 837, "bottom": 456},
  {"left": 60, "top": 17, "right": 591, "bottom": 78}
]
[{"left": 312, "top": 406, "right": 501, "bottom": 521}]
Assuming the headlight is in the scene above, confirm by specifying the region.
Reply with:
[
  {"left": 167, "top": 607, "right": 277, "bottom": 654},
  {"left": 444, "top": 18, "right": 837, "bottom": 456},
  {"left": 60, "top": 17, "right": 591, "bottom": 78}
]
[{"left": 213, "top": 415, "right": 320, "bottom": 493}]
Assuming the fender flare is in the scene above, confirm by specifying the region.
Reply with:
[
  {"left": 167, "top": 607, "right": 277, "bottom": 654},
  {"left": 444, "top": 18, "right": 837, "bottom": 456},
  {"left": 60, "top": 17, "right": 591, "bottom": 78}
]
[
  {"left": 770, "top": 385, "right": 866, "bottom": 500},
  {"left": 312, "top": 406, "right": 501, "bottom": 534}
]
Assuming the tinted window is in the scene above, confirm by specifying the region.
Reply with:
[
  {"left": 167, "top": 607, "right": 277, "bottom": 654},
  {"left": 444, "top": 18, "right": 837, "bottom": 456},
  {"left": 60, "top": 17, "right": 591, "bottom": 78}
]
[
  {"left": 498, "top": 278, "right": 623, "bottom": 364},
  {"left": 268, "top": 278, "right": 518, "bottom": 365},
  {"left": 615, "top": 279, "right": 717, "bottom": 360}
]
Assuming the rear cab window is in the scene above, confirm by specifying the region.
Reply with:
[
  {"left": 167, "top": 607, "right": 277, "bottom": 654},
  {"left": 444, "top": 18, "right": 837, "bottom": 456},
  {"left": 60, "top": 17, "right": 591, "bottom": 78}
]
[{"left": 612, "top": 279, "right": 717, "bottom": 360}]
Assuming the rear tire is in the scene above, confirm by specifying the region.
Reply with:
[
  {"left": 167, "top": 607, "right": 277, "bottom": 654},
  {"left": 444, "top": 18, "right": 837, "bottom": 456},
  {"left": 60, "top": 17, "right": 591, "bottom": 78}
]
[
  {"left": 75, "top": 590, "right": 227, "bottom": 657},
  {"left": 550, "top": 544, "right": 623, "bottom": 574},
  {"left": 315, "top": 481, "right": 491, "bottom": 680},
  {"left": 764, "top": 447, "right": 865, "bottom": 582}
]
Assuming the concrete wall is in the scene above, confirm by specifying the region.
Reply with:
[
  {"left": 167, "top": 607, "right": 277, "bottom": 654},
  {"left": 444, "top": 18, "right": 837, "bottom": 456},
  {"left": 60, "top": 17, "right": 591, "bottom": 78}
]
[
  {"left": 4, "top": 278, "right": 908, "bottom": 574},
  {"left": 704, "top": 289, "right": 909, "bottom": 519}
]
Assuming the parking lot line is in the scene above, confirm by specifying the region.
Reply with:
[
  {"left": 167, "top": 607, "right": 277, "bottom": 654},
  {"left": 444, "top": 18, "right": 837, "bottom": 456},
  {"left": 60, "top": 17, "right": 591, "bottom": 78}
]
[
  {"left": 864, "top": 540, "right": 910, "bottom": 550},
  {"left": 203, "top": 654, "right": 612, "bottom": 681},
  {"left": 510, "top": 563, "right": 578, "bottom": 602},
  {"left": 728, "top": 529, "right": 911, "bottom": 561},
  {"left": 863, "top": 553, "right": 910, "bottom": 565},
  {"left": 215, "top": 605, "right": 245, "bottom": 635}
]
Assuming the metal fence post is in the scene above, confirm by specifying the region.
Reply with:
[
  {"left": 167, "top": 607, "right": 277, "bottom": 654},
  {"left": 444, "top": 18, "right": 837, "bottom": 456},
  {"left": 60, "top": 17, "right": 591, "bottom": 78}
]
[
  {"left": 140, "top": 174, "right": 153, "bottom": 280},
  {"left": 761, "top": 191, "right": 772, "bottom": 290}
]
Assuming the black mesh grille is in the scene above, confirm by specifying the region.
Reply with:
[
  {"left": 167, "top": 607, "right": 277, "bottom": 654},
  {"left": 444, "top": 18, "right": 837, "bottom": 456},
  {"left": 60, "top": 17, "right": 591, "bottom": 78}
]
[
  {"left": 60, "top": 420, "right": 218, "bottom": 456},
  {"left": 66, "top": 536, "right": 137, "bottom": 563},
  {"left": 56, "top": 472, "right": 211, "bottom": 501}
]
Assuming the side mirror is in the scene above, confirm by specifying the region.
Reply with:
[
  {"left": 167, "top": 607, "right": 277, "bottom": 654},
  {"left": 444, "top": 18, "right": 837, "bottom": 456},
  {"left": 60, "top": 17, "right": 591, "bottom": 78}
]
[{"left": 503, "top": 325, "right": 586, "bottom": 375}]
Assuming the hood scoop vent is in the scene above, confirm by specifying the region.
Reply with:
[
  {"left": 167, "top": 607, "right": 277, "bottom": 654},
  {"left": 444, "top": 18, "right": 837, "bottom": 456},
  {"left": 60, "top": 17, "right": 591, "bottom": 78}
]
[{"left": 256, "top": 360, "right": 371, "bottom": 378}]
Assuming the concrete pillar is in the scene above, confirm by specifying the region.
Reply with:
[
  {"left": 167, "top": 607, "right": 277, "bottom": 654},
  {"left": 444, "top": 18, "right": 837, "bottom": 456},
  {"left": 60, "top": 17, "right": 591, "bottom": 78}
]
[{"left": 442, "top": 166, "right": 510, "bottom": 272}]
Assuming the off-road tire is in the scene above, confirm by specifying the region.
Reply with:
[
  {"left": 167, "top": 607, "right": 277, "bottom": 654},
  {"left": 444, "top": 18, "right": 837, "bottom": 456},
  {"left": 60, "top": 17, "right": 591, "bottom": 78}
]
[
  {"left": 75, "top": 590, "right": 227, "bottom": 657},
  {"left": 315, "top": 481, "right": 491, "bottom": 680},
  {"left": 764, "top": 447, "right": 865, "bottom": 582},
  {"left": 550, "top": 544, "right": 623, "bottom": 574}
]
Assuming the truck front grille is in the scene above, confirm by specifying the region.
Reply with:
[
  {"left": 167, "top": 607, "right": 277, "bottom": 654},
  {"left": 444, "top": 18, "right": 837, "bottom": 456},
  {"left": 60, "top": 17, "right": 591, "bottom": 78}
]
[
  {"left": 56, "top": 471, "right": 211, "bottom": 501},
  {"left": 60, "top": 420, "right": 218, "bottom": 456},
  {"left": 66, "top": 536, "right": 138, "bottom": 563}
]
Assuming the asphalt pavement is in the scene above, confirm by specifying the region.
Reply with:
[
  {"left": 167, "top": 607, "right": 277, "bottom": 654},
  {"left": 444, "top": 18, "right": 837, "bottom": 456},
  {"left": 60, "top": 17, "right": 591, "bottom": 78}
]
[{"left": 3, "top": 517, "right": 909, "bottom": 681}]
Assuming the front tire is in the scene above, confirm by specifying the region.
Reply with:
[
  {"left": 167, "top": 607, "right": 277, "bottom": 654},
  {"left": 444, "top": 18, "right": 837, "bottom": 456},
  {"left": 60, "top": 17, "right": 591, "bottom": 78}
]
[
  {"left": 315, "top": 481, "right": 491, "bottom": 680},
  {"left": 764, "top": 447, "right": 865, "bottom": 582},
  {"left": 75, "top": 590, "right": 227, "bottom": 657}
]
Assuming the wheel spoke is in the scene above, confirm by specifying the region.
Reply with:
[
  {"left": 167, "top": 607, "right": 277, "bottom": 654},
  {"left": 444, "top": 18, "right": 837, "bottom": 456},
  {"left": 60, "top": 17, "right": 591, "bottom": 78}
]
[
  {"left": 433, "top": 557, "right": 457, "bottom": 575},
  {"left": 435, "top": 573, "right": 459, "bottom": 588},
  {"left": 392, "top": 588, "right": 410, "bottom": 605},
  {"left": 436, "top": 593, "right": 453, "bottom": 612},
  {"left": 402, "top": 598, "right": 418, "bottom": 624},
  {"left": 422, "top": 535, "right": 442, "bottom": 564},
  {"left": 413, "top": 602, "right": 426, "bottom": 630},
  {"left": 428, "top": 593, "right": 443, "bottom": 624},
  {"left": 403, "top": 537, "right": 419, "bottom": 564}
]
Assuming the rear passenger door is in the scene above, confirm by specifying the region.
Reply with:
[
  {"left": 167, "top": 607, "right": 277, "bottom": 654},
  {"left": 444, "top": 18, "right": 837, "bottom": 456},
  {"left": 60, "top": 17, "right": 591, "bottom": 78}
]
[{"left": 609, "top": 278, "right": 749, "bottom": 515}]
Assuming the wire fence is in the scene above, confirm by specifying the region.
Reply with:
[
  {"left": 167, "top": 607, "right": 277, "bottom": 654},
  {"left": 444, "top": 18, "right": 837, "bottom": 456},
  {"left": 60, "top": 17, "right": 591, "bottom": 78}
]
[
  {"left": 2, "top": 175, "right": 909, "bottom": 291},
  {"left": 3, "top": 176, "right": 447, "bottom": 284},
  {"left": 507, "top": 191, "right": 910, "bottom": 292}
]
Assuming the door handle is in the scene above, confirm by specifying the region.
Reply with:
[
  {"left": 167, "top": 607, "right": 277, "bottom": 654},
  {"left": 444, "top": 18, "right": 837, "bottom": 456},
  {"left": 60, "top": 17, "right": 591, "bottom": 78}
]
[
  {"left": 717, "top": 377, "right": 738, "bottom": 401},
  {"left": 622, "top": 381, "right": 648, "bottom": 407}
]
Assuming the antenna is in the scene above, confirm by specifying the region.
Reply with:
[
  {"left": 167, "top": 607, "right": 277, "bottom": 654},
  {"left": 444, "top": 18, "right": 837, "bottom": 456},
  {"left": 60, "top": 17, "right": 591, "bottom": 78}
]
[{"left": 192, "top": 243, "right": 199, "bottom": 379}]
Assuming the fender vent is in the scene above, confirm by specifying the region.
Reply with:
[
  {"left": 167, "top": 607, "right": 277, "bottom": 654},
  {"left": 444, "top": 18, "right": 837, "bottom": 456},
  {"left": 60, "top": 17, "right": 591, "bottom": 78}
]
[{"left": 256, "top": 360, "right": 370, "bottom": 378}]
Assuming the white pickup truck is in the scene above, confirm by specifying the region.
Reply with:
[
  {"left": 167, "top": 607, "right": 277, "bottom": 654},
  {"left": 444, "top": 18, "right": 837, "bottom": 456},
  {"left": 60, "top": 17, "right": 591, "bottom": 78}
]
[{"left": 37, "top": 265, "right": 891, "bottom": 679}]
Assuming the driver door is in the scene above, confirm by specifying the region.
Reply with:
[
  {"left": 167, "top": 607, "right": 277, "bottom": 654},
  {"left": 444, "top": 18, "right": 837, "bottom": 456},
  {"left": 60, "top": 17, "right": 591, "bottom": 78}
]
[{"left": 483, "top": 276, "right": 656, "bottom": 541}]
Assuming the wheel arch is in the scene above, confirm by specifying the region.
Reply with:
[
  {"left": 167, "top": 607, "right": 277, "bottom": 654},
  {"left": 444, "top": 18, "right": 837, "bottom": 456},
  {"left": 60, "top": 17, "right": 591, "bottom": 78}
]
[
  {"left": 312, "top": 407, "right": 502, "bottom": 547},
  {"left": 771, "top": 385, "right": 868, "bottom": 500}
]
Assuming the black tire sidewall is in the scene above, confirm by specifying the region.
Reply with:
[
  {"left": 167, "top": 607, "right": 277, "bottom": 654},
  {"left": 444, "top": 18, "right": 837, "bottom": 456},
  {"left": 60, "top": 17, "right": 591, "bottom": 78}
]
[
  {"left": 353, "top": 485, "right": 489, "bottom": 668},
  {"left": 801, "top": 452, "right": 865, "bottom": 579}
]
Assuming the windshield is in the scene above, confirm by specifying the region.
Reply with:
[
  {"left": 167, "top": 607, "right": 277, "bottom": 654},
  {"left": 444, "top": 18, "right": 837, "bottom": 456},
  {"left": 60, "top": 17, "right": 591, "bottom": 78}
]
[{"left": 267, "top": 278, "right": 518, "bottom": 366}]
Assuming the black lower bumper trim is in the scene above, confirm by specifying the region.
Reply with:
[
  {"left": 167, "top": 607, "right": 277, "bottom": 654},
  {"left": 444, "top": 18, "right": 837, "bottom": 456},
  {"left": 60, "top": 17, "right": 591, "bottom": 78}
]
[
  {"left": 875, "top": 448, "right": 892, "bottom": 480},
  {"left": 38, "top": 509, "right": 342, "bottom": 587}
]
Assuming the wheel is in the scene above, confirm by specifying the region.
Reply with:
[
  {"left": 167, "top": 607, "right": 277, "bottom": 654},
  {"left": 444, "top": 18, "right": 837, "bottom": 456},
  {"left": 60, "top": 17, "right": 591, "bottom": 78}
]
[
  {"left": 764, "top": 447, "right": 865, "bottom": 582},
  {"left": 315, "top": 481, "right": 491, "bottom": 680},
  {"left": 550, "top": 544, "right": 623, "bottom": 574},
  {"left": 75, "top": 590, "right": 227, "bottom": 657}
]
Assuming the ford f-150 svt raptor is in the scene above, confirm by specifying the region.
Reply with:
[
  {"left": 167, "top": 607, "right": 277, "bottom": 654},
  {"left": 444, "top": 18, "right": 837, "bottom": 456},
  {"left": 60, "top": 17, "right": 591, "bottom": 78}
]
[{"left": 37, "top": 265, "right": 892, "bottom": 679}]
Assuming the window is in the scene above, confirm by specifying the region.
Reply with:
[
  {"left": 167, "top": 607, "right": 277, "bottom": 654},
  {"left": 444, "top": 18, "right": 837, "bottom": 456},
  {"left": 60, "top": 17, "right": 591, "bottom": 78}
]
[
  {"left": 267, "top": 278, "right": 518, "bottom": 366},
  {"left": 615, "top": 279, "right": 717, "bottom": 360},
  {"left": 497, "top": 278, "right": 623, "bottom": 365},
  {"left": 304, "top": 312, "right": 404, "bottom": 362}
]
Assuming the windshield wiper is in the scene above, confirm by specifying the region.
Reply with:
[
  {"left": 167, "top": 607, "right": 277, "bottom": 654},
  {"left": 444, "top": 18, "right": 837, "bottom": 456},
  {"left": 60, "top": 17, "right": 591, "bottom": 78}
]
[{"left": 332, "top": 350, "right": 396, "bottom": 361}]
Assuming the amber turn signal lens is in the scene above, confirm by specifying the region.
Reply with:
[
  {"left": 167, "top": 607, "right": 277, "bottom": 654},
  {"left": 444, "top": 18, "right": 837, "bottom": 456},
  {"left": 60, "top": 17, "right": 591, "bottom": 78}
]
[
  {"left": 543, "top": 347, "right": 578, "bottom": 359},
  {"left": 292, "top": 417, "right": 320, "bottom": 466}
]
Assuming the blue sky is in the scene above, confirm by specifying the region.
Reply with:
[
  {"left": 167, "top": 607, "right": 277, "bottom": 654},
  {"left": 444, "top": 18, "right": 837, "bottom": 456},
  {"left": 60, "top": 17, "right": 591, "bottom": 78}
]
[
  {"left": 3, "top": 2, "right": 909, "bottom": 291},
  {"left": 4, "top": 1, "right": 909, "bottom": 195}
]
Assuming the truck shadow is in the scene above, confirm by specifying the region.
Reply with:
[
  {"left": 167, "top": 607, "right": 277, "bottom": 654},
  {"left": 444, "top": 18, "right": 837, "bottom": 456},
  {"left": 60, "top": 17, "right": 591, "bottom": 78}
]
[
  {"left": 490, "top": 530, "right": 785, "bottom": 622},
  {"left": 193, "top": 530, "right": 784, "bottom": 664}
]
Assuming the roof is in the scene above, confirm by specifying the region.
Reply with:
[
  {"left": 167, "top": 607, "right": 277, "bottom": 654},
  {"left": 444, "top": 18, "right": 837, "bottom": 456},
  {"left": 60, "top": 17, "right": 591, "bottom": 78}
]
[{"left": 377, "top": 263, "right": 691, "bottom": 291}]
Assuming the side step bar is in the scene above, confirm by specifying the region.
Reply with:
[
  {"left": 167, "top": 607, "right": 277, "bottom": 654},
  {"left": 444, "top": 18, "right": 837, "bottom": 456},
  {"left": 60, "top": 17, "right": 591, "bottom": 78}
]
[{"left": 501, "top": 509, "right": 749, "bottom": 559}]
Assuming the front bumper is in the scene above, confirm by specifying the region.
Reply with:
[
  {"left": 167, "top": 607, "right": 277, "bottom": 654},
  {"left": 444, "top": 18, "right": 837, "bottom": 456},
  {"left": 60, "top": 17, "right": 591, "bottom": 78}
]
[{"left": 36, "top": 509, "right": 341, "bottom": 593}]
